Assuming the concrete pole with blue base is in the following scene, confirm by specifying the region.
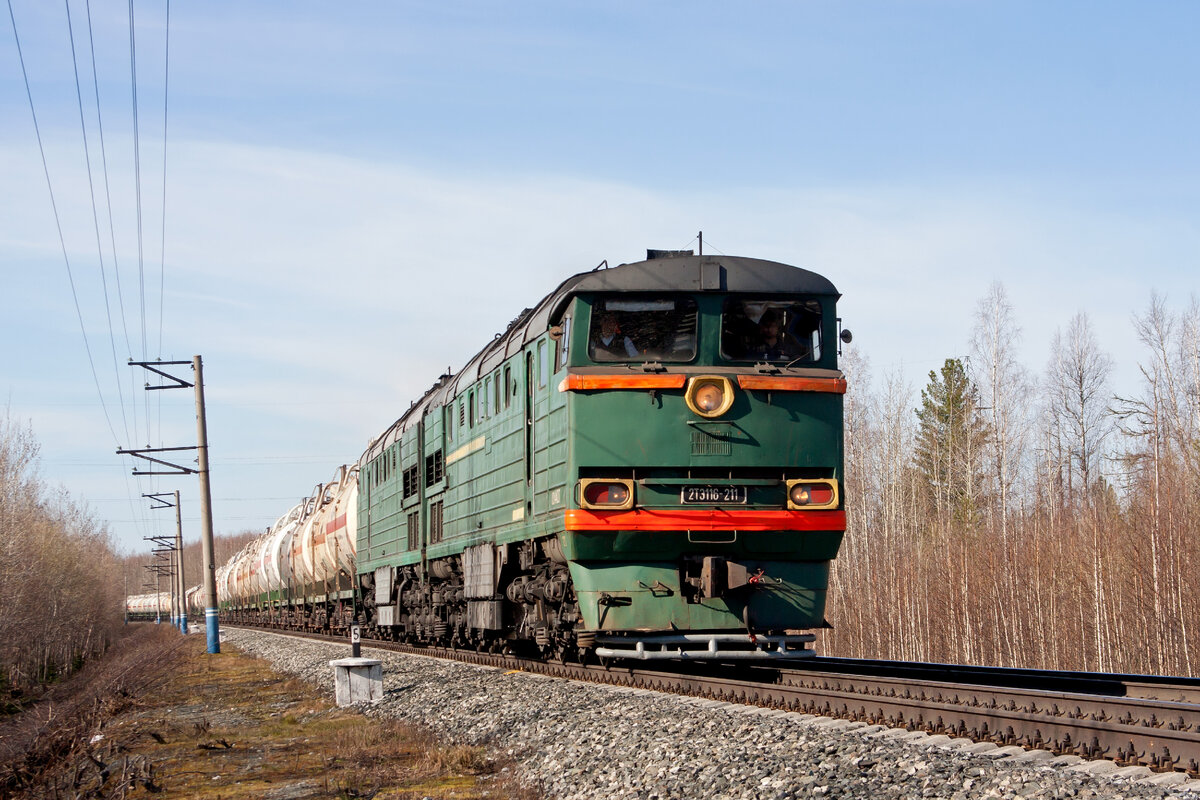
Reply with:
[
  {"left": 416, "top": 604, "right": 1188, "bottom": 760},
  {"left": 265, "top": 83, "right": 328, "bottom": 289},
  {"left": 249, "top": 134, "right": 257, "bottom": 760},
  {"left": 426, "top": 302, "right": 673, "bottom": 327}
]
[
  {"left": 174, "top": 489, "right": 188, "bottom": 635},
  {"left": 193, "top": 355, "right": 220, "bottom": 654}
]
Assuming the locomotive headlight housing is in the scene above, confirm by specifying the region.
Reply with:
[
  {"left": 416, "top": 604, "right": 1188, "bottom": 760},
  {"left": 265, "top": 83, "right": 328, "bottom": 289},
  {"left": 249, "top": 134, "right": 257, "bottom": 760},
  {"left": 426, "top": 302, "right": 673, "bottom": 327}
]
[
  {"left": 685, "top": 376, "right": 735, "bottom": 418},
  {"left": 786, "top": 479, "right": 839, "bottom": 510},
  {"left": 579, "top": 478, "right": 635, "bottom": 510}
]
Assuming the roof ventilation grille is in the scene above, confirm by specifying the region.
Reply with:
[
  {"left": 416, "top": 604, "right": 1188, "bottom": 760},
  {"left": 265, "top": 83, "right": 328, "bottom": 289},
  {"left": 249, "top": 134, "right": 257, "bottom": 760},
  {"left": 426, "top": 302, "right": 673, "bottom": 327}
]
[{"left": 646, "top": 249, "right": 694, "bottom": 260}]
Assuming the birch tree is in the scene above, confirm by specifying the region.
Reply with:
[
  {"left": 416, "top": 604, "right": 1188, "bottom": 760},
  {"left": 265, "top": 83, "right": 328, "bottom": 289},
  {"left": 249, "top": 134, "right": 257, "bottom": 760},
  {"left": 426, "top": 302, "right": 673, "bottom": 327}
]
[
  {"left": 969, "top": 283, "right": 1035, "bottom": 664},
  {"left": 970, "top": 282, "right": 1032, "bottom": 531},
  {"left": 1044, "top": 313, "right": 1113, "bottom": 504},
  {"left": 1043, "top": 314, "right": 1115, "bottom": 667},
  {"left": 1112, "top": 295, "right": 1200, "bottom": 675}
]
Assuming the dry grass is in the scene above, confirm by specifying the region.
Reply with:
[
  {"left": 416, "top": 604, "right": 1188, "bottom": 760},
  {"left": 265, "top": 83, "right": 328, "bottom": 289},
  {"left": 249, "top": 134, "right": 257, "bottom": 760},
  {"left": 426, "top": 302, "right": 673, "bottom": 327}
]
[
  {"left": 323, "top": 722, "right": 518, "bottom": 798},
  {"left": 0, "top": 628, "right": 539, "bottom": 799},
  {"left": 0, "top": 623, "right": 187, "bottom": 795}
]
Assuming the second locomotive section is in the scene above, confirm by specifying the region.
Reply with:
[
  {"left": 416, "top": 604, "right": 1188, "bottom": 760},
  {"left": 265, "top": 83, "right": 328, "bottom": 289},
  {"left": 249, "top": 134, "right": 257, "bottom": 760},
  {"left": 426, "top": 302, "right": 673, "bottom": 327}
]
[{"left": 357, "top": 252, "right": 846, "bottom": 659}]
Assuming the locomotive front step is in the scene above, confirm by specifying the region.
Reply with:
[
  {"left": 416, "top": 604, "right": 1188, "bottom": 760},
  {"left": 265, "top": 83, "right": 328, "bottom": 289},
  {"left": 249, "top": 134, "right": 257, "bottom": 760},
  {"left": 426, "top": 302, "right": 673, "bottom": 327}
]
[{"left": 593, "top": 631, "right": 816, "bottom": 660}]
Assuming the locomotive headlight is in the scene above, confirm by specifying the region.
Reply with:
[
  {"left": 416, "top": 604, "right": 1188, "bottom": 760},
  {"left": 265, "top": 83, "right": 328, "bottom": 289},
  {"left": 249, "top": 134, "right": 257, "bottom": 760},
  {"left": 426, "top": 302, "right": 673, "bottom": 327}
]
[
  {"left": 685, "top": 376, "right": 735, "bottom": 418},
  {"left": 579, "top": 478, "right": 635, "bottom": 510},
  {"left": 786, "top": 479, "right": 839, "bottom": 510},
  {"left": 695, "top": 384, "right": 724, "bottom": 412}
]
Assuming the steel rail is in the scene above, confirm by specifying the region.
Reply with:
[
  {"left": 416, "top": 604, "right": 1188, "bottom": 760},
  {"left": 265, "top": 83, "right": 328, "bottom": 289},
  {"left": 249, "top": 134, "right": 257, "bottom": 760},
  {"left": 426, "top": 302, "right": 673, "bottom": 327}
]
[
  {"left": 226, "top": 624, "right": 1200, "bottom": 776},
  {"left": 784, "top": 657, "right": 1200, "bottom": 703}
]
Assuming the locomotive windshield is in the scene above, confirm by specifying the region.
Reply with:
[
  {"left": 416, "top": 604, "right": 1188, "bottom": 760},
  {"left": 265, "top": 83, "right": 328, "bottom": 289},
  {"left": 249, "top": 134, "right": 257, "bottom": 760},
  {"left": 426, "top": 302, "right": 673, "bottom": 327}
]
[
  {"left": 721, "top": 297, "right": 822, "bottom": 364},
  {"left": 587, "top": 296, "right": 698, "bottom": 363}
]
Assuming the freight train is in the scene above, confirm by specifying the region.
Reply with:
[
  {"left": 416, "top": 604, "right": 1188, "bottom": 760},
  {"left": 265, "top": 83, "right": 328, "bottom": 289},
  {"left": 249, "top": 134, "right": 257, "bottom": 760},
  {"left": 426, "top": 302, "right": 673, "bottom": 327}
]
[{"left": 172, "top": 251, "right": 850, "bottom": 660}]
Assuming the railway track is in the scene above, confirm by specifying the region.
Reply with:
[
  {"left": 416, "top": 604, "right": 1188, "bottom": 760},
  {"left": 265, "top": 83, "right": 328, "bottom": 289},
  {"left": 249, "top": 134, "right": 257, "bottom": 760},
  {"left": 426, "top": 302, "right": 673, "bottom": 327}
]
[{"left": 230, "top": 624, "right": 1200, "bottom": 777}]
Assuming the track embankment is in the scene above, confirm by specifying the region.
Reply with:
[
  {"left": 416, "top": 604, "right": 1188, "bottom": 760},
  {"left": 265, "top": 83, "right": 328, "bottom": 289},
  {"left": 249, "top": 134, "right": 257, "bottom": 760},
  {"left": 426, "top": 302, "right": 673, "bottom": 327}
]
[{"left": 226, "top": 627, "right": 1200, "bottom": 800}]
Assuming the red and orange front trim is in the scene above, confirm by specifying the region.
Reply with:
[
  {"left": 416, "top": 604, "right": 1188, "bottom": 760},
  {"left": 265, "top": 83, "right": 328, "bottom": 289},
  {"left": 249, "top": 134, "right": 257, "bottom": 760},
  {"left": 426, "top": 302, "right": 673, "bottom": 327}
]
[
  {"left": 736, "top": 375, "right": 846, "bottom": 393},
  {"left": 564, "top": 508, "right": 845, "bottom": 532},
  {"left": 559, "top": 374, "right": 847, "bottom": 393},
  {"left": 559, "top": 374, "right": 687, "bottom": 392}
]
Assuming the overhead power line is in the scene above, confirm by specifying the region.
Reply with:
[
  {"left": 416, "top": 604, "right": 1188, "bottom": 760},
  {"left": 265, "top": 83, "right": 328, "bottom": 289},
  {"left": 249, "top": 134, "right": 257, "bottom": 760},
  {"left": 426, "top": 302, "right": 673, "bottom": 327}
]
[
  {"left": 75, "top": 0, "right": 152, "bottom": 543},
  {"left": 65, "top": 0, "right": 133, "bottom": 446},
  {"left": 84, "top": 0, "right": 139, "bottom": 448},
  {"left": 158, "top": 0, "right": 170, "bottom": 357},
  {"left": 7, "top": 0, "right": 120, "bottom": 446},
  {"left": 127, "top": 0, "right": 146, "bottom": 371}
]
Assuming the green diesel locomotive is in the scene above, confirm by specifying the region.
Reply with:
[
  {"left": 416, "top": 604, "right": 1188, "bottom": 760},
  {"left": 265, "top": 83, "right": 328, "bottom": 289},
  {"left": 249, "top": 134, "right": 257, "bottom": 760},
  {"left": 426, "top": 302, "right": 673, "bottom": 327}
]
[{"left": 357, "top": 250, "right": 847, "bottom": 660}]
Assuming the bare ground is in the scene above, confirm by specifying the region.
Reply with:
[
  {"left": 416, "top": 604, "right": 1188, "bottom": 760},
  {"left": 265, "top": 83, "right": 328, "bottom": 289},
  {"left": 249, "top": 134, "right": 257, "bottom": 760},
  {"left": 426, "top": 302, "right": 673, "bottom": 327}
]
[{"left": 0, "top": 626, "right": 538, "bottom": 799}]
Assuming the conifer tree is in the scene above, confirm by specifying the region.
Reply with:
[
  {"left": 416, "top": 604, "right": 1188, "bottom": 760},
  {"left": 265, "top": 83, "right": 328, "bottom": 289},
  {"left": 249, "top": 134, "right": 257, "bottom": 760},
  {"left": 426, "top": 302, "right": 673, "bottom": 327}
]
[{"left": 913, "top": 358, "right": 990, "bottom": 529}]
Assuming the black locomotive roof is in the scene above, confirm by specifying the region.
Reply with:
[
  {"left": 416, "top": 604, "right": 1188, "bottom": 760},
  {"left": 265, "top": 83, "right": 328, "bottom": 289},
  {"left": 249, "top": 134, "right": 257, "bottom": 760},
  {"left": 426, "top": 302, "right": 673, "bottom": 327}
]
[
  {"left": 546, "top": 254, "right": 839, "bottom": 317},
  {"left": 360, "top": 254, "right": 838, "bottom": 464}
]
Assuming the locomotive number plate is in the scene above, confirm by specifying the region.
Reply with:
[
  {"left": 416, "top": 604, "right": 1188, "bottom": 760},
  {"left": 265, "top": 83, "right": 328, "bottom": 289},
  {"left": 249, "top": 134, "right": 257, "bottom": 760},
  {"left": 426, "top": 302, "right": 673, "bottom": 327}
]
[{"left": 680, "top": 485, "right": 747, "bottom": 504}]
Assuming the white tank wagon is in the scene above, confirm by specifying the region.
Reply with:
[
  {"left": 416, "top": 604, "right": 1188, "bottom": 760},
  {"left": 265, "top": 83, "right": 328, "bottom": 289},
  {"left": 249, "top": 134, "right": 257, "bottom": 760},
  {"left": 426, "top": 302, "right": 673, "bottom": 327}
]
[
  {"left": 248, "top": 533, "right": 272, "bottom": 597},
  {"left": 215, "top": 563, "right": 232, "bottom": 605},
  {"left": 268, "top": 503, "right": 305, "bottom": 592},
  {"left": 287, "top": 514, "right": 308, "bottom": 589},
  {"left": 259, "top": 506, "right": 300, "bottom": 593},
  {"left": 240, "top": 538, "right": 262, "bottom": 600},
  {"left": 223, "top": 560, "right": 236, "bottom": 604},
  {"left": 126, "top": 592, "right": 170, "bottom": 621},
  {"left": 240, "top": 541, "right": 257, "bottom": 602},
  {"left": 219, "top": 466, "right": 360, "bottom": 633},
  {"left": 223, "top": 545, "right": 243, "bottom": 604},
  {"left": 229, "top": 540, "right": 257, "bottom": 604},
  {"left": 291, "top": 492, "right": 322, "bottom": 588},
  {"left": 302, "top": 466, "right": 359, "bottom": 587},
  {"left": 186, "top": 585, "right": 204, "bottom": 615},
  {"left": 219, "top": 548, "right": 238, "bottom": 604}
]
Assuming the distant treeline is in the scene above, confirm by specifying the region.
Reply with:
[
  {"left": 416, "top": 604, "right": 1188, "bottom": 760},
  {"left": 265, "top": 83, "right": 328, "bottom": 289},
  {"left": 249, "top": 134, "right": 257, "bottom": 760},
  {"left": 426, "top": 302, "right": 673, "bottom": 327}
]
[
  {"left": 824, "top": 289, "right": 1199, "bottom": 677},
  {"left": 0, "top": 415, "right": 121, "bottom": 701}
]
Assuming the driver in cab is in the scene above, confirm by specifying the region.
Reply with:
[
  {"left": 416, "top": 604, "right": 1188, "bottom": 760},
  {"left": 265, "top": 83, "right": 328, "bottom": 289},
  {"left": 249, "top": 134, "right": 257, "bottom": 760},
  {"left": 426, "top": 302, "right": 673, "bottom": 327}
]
[
  {"left": 750, "top": 310, "right": 800, "bottom": 361},
  {"left": 591, "top": 310, "right": 639, "bottom": 359}
]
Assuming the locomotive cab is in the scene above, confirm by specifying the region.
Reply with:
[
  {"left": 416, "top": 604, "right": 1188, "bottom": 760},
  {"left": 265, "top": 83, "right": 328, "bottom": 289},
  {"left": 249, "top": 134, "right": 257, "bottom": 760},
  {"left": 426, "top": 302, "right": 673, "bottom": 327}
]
[{"left": 550, "top": 254, "right": 847, "bottom": 659}]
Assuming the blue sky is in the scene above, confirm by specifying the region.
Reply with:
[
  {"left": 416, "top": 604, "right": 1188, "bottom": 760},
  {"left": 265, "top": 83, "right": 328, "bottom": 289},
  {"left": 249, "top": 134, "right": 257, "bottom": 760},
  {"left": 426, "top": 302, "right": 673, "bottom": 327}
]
[{"left": 2, "top": 1, "right": 1198, "bottom": 555}]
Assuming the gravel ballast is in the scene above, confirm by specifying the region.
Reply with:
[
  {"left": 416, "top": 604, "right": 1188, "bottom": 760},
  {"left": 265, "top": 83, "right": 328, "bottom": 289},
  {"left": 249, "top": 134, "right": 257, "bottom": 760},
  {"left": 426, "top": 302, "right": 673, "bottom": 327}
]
[{"left": 223, "top": 628, "right": 1200, "bottom": 800}]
